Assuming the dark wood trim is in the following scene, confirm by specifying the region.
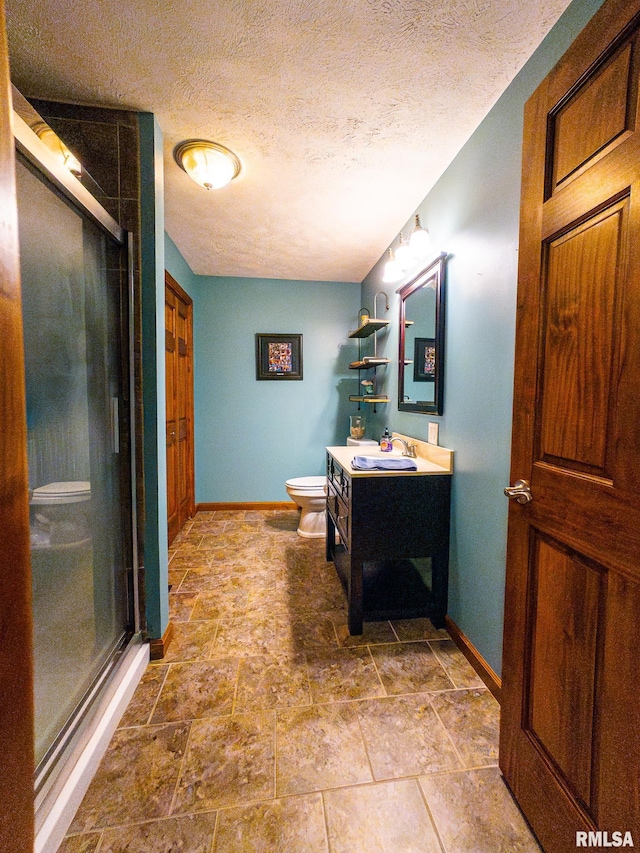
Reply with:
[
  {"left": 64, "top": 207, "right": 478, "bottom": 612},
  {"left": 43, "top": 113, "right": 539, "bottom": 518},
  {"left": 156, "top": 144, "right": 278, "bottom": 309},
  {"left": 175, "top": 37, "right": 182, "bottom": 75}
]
[
  {"left": 197, "top": 501, "right": 296, "bottom": 512},
  {"left": 0, "top": 10, "right": 36, "bottom": 850},
  {"left": 149, "top": 620, "right": 174, "bottom": 661},
  {"left": 445, "top": 615, "right": 502, "bottom": 703}
]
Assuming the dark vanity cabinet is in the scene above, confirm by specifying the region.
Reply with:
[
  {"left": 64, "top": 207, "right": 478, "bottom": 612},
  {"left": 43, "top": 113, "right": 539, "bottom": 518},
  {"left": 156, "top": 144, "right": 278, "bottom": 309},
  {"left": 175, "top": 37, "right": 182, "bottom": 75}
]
[{"left": 325, "top": 448, "right": 452, "bottom": 635}]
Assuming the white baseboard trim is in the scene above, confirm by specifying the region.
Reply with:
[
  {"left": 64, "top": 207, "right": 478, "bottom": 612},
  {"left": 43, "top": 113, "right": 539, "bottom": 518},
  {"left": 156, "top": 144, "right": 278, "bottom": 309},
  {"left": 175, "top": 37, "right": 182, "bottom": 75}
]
[{"left": 35, "top": 638, "right": 150, "bottom": 853}]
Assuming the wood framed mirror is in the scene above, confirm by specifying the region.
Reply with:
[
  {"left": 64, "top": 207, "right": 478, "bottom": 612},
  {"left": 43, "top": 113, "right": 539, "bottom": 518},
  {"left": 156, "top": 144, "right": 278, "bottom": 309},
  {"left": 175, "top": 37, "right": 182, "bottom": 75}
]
[{"left": 397, "top": 252, "right": 447, "bottom": 415}]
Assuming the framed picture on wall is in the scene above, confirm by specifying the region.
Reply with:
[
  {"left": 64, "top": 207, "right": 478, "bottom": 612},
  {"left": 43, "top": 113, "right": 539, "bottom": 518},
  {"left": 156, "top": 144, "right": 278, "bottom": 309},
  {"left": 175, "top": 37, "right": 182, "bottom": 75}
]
[
  {"left": 414, "top": 337, "right": 436, "bottom": 382},
  {"left": 256, "top": 333, "right": 303, "bottom": 380}
]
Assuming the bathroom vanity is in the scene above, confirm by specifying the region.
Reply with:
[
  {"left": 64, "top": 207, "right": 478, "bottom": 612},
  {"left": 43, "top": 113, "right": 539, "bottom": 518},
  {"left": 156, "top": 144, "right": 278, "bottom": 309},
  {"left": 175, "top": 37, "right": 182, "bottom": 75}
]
[{"left": 325, "top": 437, "right": 453, "bottom": 635}]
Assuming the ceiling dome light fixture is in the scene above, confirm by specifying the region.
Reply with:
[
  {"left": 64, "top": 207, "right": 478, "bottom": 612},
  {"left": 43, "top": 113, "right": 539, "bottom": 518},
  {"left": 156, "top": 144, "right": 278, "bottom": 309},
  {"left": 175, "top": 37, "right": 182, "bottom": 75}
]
[{"left": 173, "top": 139, "right": 241, "bottom": 190}]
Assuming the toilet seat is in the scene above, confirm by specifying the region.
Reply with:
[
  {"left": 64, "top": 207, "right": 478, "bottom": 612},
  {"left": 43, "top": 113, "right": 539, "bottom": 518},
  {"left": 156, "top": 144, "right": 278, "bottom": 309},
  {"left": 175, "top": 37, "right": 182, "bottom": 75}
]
[
  {"left": 285, "top": 476, "right": 325, "bottom": 491},
  {"left": 31, "top": 481, "right": 91, "bottom": 505}
]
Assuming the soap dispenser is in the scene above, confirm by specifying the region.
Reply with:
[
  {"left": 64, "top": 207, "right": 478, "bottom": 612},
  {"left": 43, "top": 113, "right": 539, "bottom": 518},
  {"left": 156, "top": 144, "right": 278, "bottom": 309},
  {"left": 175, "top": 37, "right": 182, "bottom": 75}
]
[{"left": 380, "top": 427, "right": 392, "bottom": 452}]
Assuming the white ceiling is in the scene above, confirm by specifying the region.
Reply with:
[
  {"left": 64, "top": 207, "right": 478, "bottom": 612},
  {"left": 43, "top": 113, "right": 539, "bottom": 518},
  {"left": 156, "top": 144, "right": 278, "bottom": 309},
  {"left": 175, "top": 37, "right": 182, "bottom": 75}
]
[{"left": 6, "top": 0, "right": 573, "bottom": 282}]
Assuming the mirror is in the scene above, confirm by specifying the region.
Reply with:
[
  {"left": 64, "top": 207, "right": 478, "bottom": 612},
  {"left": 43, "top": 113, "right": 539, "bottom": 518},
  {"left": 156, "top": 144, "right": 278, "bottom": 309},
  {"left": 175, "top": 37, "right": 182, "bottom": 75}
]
[{"left": 397, "top": 252, "right": 447, "bottom": 415}]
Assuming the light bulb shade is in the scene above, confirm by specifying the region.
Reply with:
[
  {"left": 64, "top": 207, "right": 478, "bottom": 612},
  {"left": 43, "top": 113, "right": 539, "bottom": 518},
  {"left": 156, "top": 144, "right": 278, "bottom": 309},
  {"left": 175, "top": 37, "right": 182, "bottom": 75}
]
[
  {"left": 395, "top": 241, "right": 416, "bottom": 271},
  {"left": 174, "top": 139, "right": 241, "bottom": 190},
  {"left": 382, "top": 250, "right": 403, "bottom": 283},
  {"left": 409, "top": 214, "right": 433, "bottom": 259}
]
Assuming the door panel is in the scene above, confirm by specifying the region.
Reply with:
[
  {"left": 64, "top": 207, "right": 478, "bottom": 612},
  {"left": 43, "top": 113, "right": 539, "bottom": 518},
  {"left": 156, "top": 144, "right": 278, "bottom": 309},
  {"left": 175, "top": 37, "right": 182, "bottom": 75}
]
[
  {"left": 540, "top": 200, "right": 625, "bottom": 476},
  {"left": 528, "top": 535, "right": 603, "bottom": 811},
  {"left": 501, "top": 1, "right": 640, "bottom": 849},
  {"left": 551, "top": 41, "right": 635, "bottom": 193}
]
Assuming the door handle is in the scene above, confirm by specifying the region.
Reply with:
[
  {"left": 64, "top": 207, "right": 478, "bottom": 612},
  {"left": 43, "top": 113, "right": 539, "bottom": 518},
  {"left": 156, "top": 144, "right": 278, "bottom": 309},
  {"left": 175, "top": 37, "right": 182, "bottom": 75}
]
[{"left": 504, "top": 479, "right": 533, "bottom": 504}]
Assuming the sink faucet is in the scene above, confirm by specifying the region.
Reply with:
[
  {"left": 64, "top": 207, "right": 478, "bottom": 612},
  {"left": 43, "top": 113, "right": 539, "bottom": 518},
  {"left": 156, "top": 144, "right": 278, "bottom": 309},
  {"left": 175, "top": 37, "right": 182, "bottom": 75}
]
[{"left": 390, "top": 437, "right": 417, "bottom": 458}]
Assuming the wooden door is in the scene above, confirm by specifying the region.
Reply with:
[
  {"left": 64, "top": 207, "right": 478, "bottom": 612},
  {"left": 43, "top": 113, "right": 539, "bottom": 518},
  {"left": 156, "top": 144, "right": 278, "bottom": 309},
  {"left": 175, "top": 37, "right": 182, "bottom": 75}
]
[
  {"left": 0, "top": 6, "right": 36, "bottom": 851},
  {"left": 500, "top": 1, "right": 640, "bottom": 850},
  {"left": 165, "top": 272, "right": 194, "bottom": 544}
]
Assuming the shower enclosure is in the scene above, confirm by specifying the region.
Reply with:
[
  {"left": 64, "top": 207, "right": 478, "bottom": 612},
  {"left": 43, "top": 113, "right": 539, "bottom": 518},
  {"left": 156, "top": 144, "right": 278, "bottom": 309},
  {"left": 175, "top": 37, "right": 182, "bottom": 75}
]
[{"left": 13, "top": 109, "right": 139, "bottom": 794}]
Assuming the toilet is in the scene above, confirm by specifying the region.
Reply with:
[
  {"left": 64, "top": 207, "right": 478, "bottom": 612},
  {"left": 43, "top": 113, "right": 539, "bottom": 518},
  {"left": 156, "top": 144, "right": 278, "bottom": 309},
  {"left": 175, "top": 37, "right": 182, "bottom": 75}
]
[
  {"left": 285, "top": 476, "right": 327, "bottom": 539},
  {"left": 30, "top": 481, "right": 91, "bottom": 548}
]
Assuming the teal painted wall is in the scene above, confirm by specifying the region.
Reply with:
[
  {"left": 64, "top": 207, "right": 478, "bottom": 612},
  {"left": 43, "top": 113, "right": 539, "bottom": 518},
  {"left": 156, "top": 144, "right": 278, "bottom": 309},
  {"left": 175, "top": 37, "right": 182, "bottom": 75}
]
[
  {"left": 139, "top": 113, "right": 168, "bottom": 639},
  {"left": 361, "top": 0, "right": 605, "bottom": 676},
  {"left": 165, "top": 233, "right": 197, "bottom": 295},
  {"left": 189, "top": 275, "right": 361, "bottom": 502}
]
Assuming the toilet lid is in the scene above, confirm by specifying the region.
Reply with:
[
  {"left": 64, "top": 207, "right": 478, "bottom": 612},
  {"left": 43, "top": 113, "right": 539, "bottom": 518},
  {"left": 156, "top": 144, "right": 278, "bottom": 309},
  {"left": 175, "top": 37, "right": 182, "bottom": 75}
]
[
  {"left": 31, "top": 481, "right": 91, "bottom": 504},
  {"left": 285, "top": 476, "right": 326, "bottom": 490}
]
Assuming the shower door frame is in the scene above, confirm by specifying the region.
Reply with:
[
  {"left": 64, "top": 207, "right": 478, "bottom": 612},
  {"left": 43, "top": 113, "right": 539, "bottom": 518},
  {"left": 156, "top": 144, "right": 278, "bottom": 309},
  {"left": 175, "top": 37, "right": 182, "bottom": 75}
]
[{"left": 13, "top": 108, "right": 143, "bottom": 797}]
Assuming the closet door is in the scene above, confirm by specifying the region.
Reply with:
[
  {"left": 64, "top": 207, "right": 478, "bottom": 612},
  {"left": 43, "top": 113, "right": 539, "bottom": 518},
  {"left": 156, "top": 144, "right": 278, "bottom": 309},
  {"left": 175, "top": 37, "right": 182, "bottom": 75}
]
[{"left": 165, "top": 272, "right": 194, "bottom": 544}]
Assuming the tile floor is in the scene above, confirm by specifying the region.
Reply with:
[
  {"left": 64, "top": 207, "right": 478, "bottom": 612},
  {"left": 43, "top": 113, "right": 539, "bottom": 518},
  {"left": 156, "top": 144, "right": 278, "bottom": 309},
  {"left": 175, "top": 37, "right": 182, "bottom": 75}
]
[{"left": 60, "top": 509, "right": 541, "bottom": 853}]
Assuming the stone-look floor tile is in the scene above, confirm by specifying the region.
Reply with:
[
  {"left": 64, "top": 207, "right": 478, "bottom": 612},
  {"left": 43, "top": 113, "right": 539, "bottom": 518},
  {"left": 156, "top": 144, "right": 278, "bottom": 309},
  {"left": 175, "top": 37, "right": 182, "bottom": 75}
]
[
  {"left": 199, "top": 531, "right": 256, "bottom": 549},
  {"left": 179, "top": 566, "right": 251, "bottom": 593},
  {"left": 168, "top": 568, "right": 188, "bottom": 590},
  {"left": 277, "top": 614, "right": 338, "bottom": 654},
  {"left": 333, "top": 618, "right": 397, "bottom": 648},
  {"left": 169, "top": 591, "right": 198, "bottom": 622},
  {"left": 99, "top": 812, "right": 218, "bottom": 853},
  {"left": 261, "top": 510, "right": 300, "bottom": 533},
  {"left": 69, "top": 722, "right": 191, "bottom": 833},
  {"left": 430, "top": 689, "right": 499, "bottom": 767},
  {"left": 323, "top": 779, "right": 443, "bottom": 853},
  {"left": 390, "top": 618, "right": 449, "bottom": 641},
  {"left": 226, "top": 560, "right": 283, "bottom": 589},
  {"left": 172, "top": 712, "right": 275, "bottom": 812},
  {"left": 356, "top": 694, "right": 461, "bottom": 779},
  {"left": 306, "top": 647, "right": 385, "bottom": 703},
  {"left": 213, "top": 613, "right": 278, "bottom": 656},
  {"left": 247, "top": 582, "right": 298, "bottom": 613},
  {"left": 369, "top": 642, "right": 454, "bottom": 695},
  {"left": 168, "top": 550, "right": 211, "bottom": 569},
  {"left": 420, "top": 767, "right": 541, "bottom": 852},
  {"left": 151, "top": 659, "right": 239, "bottom": 723},
  {"left": 235, "top": 653, "right": 311, "bottom": 713},
  {"left": 58, "top": 834, "right": 102, "bottom": 853},
  {"left": 213, "top": 793, "right": 329, "bottom": 853},
  {"left": 119, "top": 665, "right": 168, "bottom": 728},
  {"left": 283, "top": 581, "right": 347, "bottom": 614},
  {"left": 276, "top": 704, "right": 373, "bottom": 796},
  {"left": 188, "top": 520, "right": 227, "bottom": 535},
  {"left": 190, "top": 588, "right": 250, "bottom": 620},
  {"left": 428, "top": 639, "right": 485, "bottom": 689},
  {"left": 161, "top": 620, "right": 218, "bottom": 663}
]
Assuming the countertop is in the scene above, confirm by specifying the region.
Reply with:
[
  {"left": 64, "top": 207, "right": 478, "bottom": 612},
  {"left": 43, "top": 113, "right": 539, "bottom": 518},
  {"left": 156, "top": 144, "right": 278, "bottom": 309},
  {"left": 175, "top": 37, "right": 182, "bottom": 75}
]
[{"left": 327, "top": 435, "right": 453, "bottom": 477}]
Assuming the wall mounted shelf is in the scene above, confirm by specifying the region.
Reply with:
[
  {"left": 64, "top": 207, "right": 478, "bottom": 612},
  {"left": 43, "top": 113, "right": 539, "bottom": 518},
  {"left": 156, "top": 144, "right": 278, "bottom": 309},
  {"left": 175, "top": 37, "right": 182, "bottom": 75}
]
[
  {"left": 348, "top": 318, "right": 390, "bottom": 338},
  {"left": 347, "top": 295, "right": 390, "bottom": 413}
]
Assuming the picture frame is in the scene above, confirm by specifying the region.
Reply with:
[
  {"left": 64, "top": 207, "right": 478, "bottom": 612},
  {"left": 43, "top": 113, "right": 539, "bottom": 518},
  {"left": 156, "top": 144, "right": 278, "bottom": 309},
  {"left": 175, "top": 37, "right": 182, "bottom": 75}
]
[
  {"left": 413, "top": 337, "right": 436, "bottom": 382},
  {"left": 255, "top": 333, "right": 303, "bottom": 380}
]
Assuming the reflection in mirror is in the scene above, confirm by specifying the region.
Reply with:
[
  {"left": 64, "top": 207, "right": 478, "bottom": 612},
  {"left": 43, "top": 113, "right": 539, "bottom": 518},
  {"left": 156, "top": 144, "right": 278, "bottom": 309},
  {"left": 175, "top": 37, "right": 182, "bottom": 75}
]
[{"left": 397, "top": 252, "right": 447, "bottom": 415}]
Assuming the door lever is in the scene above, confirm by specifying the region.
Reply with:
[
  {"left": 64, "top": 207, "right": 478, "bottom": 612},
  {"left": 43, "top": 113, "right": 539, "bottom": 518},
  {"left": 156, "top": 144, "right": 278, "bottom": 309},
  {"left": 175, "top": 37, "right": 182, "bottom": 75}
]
[{"left": 504, "top": 479, "right": 533, "bottom": 504}]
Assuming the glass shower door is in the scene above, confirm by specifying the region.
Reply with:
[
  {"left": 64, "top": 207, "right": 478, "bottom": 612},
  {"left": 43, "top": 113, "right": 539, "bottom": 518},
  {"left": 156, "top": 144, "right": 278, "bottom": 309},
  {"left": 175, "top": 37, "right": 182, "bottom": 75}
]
[{"left": 16, "top": 153, "right": 134, "bottom": 777}]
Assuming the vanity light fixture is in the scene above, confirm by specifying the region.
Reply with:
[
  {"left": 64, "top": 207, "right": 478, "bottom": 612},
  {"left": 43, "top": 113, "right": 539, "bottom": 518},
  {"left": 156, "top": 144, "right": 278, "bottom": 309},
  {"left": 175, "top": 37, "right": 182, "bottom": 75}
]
[
  {"left": 394, "top": 232, "right": 416, "bottom": 271},
  {"left": 383, "top": 214, "right": 436, "bottom": 284},
  {"left": 173, "top": 139, "right": 241, "bottom": 190},
  {"left": 32, "top": 122, "right": 82, "bottom": 177},
  {"left": 382, "top": 248, "right": 404, "bottom": 283},
  {"left": 409, "top": 214, "right": 433, "bottom": 259}
]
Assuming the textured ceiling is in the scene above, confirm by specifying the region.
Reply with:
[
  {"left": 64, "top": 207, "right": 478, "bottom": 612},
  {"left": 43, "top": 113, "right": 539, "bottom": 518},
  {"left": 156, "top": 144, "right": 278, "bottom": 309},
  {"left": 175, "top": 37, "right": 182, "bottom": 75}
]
[{"left": 6, "top": 0, "right": 573, "bottom": 281}]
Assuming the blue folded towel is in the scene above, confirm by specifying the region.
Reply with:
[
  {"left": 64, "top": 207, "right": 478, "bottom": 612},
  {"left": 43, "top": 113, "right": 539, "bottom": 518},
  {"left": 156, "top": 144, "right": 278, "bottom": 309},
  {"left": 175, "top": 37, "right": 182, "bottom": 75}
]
[{"left": 352, "top": 455, "right": 418, "bottom": 471}]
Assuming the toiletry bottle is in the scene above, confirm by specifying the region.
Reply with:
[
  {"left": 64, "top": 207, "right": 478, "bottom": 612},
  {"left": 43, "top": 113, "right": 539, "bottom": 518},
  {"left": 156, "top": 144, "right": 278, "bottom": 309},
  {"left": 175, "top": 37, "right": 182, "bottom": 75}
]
[{"left": 380, "top": 427, "right": 392, "bottom": 452}]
